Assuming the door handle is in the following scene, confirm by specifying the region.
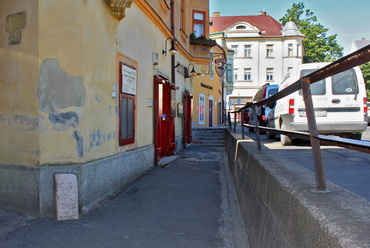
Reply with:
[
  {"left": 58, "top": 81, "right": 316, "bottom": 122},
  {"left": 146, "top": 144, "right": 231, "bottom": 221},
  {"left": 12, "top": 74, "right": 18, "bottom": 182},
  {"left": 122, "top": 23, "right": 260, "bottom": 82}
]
[{"left": 332, "top": 99, "right": 341, "bottom": 104}]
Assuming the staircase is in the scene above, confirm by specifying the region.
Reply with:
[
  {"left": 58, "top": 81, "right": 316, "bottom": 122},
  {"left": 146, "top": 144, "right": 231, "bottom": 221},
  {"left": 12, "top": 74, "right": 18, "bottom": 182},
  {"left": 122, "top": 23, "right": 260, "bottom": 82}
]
[{"left": 191, "top": 127, "right": 227, "bottom": 147}]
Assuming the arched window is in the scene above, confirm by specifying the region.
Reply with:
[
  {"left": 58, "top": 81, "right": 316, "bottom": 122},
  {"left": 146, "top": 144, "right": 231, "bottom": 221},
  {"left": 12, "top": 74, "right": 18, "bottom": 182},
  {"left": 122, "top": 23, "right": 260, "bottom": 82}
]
[{"left": 236, "top": 25, "right": 246, "bottom": 29}]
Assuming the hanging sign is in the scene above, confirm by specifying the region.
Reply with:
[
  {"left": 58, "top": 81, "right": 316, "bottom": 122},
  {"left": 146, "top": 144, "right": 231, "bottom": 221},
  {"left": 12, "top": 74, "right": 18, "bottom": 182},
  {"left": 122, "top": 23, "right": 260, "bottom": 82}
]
[
  {"left": 215, "top": 58, "right": 226, "bottom": 77},
  {"left": 122, "top": 64, "right": 136, "bottom": 95}
]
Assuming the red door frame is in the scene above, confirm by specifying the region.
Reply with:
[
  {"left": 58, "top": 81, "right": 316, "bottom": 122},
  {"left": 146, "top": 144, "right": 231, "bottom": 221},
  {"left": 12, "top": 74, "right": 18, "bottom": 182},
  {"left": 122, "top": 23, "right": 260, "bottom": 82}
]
[
  {"left": 184, "top": 90, "right": 193, "bottom": 144},
  {"left": 154, "top": 75, "right": 176, "bottom": 162}
]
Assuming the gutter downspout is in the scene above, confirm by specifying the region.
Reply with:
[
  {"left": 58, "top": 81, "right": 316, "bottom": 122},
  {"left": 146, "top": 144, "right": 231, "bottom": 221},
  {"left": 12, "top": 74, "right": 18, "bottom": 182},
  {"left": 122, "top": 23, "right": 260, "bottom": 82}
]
[{"left": 171, "top": 0, "right": 175, "bottom": 84}]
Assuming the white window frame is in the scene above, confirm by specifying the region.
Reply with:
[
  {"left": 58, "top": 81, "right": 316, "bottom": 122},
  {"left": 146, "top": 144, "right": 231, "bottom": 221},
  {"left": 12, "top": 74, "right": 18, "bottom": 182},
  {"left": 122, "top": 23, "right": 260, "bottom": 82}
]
[
  {"left": 266, "top": 68, "right": 274, "bottom": 81},
  {"left": 244, "top": 68, "right": 251, "bottom": 81},
  {"left": 288, "top": 43, "right": 293, "bottom": 57},
  {"left": 234, "top": 69, "right": 238, "bottom": 81},
  {"left": 297, "top": 44, "right": 300, "bottom": 57},
  {"left": 266, "top": 45, "right": 273, "bottom": 58},
  {"left": 231, "top": 45, "right": 238, "bottom": 57},
  {"left": 244, "top": 45, "right": 251, "bottom": 57}
]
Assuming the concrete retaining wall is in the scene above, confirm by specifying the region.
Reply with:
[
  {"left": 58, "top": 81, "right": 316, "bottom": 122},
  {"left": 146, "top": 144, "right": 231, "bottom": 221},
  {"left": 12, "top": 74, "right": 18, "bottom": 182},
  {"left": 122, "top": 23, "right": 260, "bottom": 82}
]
[
  {"left": 0, "top": 145, "right": 154, "bottom": 217},
  {"left": 225, "top": 130, "right": 370, "bottom": 248}
]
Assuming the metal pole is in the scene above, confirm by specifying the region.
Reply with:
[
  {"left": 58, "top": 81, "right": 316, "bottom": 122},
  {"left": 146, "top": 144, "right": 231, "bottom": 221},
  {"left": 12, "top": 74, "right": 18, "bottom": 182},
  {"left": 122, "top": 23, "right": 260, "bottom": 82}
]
[
  {"left": 228, "top": 112, "right": 231, "bottom": 130},
  {"left": 241, "top": 110, "right": 245, "bottom": 139},
  {"left": 233, "top": 112, "right": 236, "bottom": 133},
  {"left": 252, "top": 104, "right": 262, "bottom": 151},
  {"left": 301, "top": 78, "right": 326, "bottom": 191}
]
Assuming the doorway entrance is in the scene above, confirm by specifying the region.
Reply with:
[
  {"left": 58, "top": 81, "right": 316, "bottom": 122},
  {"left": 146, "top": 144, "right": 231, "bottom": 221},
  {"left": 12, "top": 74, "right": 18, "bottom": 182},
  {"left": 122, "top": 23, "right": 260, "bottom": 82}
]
[
  {"left": 209, "top": 99, "right": 213, "bottom": 127},
  {"left": 184, "top": 90, "right": 193, "bottom": 144},
  {"left": 154, "top": 75, "right": 176, "bottom": 162}
]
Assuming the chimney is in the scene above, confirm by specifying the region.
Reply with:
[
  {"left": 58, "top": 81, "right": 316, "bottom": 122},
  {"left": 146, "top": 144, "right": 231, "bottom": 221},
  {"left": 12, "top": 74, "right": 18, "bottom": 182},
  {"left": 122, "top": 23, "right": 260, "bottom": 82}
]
[
  {"left": 213, "top": 12, "right": 220, "bottom": 17},
  {"left": 259, "top": 11, "right": 267, "bottom": 15}
]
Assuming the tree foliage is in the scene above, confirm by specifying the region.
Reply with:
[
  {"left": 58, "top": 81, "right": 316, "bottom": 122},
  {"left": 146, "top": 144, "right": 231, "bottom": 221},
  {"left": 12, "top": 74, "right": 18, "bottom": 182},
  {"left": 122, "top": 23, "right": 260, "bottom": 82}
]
[
  {"left": 360, "top": 62, "right": 370, "bottom": 99},
  {"left": 280, "top": 2, "right": 344, "bottom": 63}
]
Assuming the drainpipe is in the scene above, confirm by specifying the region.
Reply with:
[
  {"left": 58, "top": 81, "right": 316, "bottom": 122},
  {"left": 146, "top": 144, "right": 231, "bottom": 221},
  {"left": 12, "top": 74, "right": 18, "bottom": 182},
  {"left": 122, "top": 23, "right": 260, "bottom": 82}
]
[{"left": 171, "top": 0, "right": 175, "bottom": 84}]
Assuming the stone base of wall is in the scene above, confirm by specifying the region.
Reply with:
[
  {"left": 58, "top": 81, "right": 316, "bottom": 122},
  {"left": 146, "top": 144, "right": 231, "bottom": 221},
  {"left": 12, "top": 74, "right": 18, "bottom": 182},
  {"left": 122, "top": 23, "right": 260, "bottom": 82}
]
[
  {"left": 225, "top": 131, "right": 370, "bottom": 248},
  {"left": 175, "top": 136, "right": 184, "bottom": 154},
  {"left": 0, "top": 145, "right": 155, "bottom": 217}
]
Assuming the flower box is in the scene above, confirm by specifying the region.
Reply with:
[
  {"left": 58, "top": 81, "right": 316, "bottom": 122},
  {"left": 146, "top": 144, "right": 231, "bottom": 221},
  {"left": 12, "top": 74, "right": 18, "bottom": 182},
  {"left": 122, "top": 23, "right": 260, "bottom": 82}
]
[{"left": 190, "top": 38, "right": 217, "bottom": 47}]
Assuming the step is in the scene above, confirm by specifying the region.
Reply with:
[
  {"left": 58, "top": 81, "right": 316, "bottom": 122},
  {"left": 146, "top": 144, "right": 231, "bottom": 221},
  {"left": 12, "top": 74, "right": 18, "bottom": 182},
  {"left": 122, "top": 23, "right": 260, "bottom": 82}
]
[{"left": 190, "top": 141, "right": 225, "bottom": 147}]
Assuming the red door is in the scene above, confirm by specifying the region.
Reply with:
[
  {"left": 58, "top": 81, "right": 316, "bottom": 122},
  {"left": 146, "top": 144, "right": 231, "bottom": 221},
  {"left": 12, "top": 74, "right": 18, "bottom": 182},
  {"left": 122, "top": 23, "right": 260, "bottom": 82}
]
[
  {"left": 154, "top": 76, "right": 176, "bottom": 162},
  {"left": 184, "top": 90, "right": 193, "bottom": 144}
]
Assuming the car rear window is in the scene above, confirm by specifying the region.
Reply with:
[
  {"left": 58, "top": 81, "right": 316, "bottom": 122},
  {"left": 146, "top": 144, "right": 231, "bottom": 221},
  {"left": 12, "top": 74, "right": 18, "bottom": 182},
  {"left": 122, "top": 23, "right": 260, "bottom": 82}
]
[
  {"left": 332, "top": 69, "right": 358, "bottom": 95},
  {"left": 267, "top": 88, "right": 278, "bottom": 98},
  {"left": 299, "top": 69, "right": 326, "bottom": 95}
]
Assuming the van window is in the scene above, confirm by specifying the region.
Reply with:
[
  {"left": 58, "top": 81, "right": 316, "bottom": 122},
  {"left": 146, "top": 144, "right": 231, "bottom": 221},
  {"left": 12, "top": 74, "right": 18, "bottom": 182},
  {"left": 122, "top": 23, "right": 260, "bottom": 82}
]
[
  {"left": 267, "top": 88, "right": 278, "bottom": 97},
  {"left": 299, "top": 69, "right": 326, "bottom": 95},
  {"left": 332, "top": 69, "right": 358, "bottom": 95}
]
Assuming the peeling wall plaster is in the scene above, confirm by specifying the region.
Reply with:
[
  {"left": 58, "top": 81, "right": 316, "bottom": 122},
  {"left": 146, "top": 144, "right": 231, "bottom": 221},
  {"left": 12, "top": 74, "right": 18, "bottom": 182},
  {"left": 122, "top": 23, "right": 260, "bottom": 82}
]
[
  {"left": 0, "top": 115, "right": 38, "bottom": 131},
  {"left": 49, "top": 112, "right": 79, "bottom": 131},
  {"left": 38, "top": 59, "right": 85, "bottom": 113}
]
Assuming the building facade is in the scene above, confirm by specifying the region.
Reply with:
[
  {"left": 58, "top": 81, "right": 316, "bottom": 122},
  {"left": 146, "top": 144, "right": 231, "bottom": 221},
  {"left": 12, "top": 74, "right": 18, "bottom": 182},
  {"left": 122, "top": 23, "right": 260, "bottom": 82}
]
[
  {"left": 191, "top": 43, "right": 231, "bottom": 127},
  {"left": 0, "top": 0, "right": 216, "bottom": 217},
  {"left": 210, "top": 12, "right": 304, "bottom": 110}
]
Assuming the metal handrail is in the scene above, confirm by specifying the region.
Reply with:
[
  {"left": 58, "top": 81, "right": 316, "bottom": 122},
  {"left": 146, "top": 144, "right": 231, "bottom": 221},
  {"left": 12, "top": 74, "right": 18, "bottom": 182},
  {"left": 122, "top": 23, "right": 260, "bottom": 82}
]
[{"left": 228, "top": 44, "right": 370, "bottom": 191}]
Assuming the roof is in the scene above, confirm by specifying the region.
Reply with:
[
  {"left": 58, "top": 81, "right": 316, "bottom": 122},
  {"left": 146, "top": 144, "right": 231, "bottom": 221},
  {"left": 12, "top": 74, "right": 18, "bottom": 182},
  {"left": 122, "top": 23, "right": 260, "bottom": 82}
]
[
  {"left": 281, "top": 21, "right": 304, "bottom": 37},
  {"left": 210, "top": 15, "right": 283, "bottom": 36},
  {"left": 353, "top": 39, "right": 370, "bottom": 50}
]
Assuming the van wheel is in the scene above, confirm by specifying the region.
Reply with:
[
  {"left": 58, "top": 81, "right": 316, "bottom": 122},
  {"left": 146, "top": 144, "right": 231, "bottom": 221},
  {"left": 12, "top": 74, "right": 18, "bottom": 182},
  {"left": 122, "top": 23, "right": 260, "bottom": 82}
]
[
  {"left": 280, "top": 123, "right": 292, "bottom": 146},
  {"left": 266, "top": 125, "right": 276, "bottom": 139}
]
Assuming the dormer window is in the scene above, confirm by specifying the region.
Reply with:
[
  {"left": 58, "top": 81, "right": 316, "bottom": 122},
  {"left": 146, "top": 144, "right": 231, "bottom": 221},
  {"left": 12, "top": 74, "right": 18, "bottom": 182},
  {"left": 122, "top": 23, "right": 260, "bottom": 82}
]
[{"left": 236, "top": 25, "right": 246, "bottom": 29}]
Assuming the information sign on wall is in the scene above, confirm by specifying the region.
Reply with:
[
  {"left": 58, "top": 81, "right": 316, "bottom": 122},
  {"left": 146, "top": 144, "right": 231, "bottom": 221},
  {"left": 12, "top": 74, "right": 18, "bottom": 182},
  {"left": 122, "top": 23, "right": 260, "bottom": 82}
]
[{"left": 122, "top": 64, "right": 136, "bottom": 95}]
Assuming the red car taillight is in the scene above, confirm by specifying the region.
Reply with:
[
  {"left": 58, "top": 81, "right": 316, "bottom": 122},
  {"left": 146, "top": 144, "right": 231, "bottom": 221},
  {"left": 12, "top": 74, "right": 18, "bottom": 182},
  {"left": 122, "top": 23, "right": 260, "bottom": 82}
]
[
  {"left": 288, "top": 99, "right": 295, "bottom": 114},
  {"left": 364, "top": 98, "right": 368, "bottom": 113}
]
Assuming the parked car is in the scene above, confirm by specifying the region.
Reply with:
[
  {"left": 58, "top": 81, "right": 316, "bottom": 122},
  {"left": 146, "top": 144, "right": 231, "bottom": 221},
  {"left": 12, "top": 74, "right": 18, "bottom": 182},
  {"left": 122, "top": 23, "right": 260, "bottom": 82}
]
[
  {"left": 268, "top": 62, "right": 368, "bottom": 145},
  {"left": 367, "top": 102, "right": 370, "bottom": 126},
  {"left": 243, "top": 107, "right": 250, "bottom": 124},
  {"left": 248, "top": 84, "right": 278, "bottom": 131}
]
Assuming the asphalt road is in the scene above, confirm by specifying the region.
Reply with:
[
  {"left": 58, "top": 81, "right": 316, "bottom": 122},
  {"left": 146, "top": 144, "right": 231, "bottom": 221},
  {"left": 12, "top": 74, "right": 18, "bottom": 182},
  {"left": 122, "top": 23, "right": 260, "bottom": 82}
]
[{"left": 242, "top": 126, "right": 370, "bottom": 202}]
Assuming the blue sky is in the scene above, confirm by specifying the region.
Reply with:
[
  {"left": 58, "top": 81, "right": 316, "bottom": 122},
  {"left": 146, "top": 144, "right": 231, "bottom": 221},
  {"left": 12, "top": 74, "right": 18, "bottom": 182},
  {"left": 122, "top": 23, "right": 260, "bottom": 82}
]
[{"left": 210, "top": 0, "right": 370, "bottom": 55}]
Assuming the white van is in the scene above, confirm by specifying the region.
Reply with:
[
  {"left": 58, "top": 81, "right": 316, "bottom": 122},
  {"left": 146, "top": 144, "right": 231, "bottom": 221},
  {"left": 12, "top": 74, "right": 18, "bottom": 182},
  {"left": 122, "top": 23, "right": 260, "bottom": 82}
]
[{"left": 268, "top": 62, "right": 368, "bottom": 146}]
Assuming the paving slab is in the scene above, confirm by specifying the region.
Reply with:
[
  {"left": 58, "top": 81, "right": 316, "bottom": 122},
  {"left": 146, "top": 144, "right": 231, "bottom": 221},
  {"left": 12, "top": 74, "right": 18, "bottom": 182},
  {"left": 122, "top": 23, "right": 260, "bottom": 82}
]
[{"left": 0, "top": 145, "right": 249, "bottom": 248}]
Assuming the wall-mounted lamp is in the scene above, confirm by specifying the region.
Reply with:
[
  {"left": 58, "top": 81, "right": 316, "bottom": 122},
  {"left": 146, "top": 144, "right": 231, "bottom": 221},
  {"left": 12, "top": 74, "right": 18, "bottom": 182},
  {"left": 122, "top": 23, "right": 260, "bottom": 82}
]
[
  {"left": 162, "top": 37, "right": 177, "bottom": 56},
  {"left": 188, "top": 63, "right": 197, "bottom": 77}
]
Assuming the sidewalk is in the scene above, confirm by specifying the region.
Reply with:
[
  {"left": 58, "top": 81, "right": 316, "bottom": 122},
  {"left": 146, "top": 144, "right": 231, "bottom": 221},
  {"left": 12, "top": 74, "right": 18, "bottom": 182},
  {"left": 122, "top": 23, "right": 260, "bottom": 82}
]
[{"left": 0, "top": 145, "right": 249, "bottom": 248}]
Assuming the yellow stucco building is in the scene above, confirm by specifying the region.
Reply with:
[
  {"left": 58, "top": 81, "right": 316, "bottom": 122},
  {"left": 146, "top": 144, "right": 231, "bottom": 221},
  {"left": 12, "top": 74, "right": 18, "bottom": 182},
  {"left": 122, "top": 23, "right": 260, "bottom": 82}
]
[{"left": 0, "top": 0, "right": 223, "bottom": 217}]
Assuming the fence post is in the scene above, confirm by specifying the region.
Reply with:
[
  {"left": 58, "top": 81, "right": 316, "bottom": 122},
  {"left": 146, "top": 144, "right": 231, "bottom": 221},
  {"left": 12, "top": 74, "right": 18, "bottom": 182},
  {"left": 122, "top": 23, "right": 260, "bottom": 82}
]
[
  {"left": 228, "top": 112, "right": 231, "bottom": 130},
  {"left": 252, "top": 104, "right": 262, "bottom": 151},
  {"left": 301, "top": 78, "right": 326, "bottom": 191},
  {"left": 241, "top": 109, "right": 245, "bottom": 139},
  {"left": 233, "top": 112, "right": 237, "bottom": 133}
]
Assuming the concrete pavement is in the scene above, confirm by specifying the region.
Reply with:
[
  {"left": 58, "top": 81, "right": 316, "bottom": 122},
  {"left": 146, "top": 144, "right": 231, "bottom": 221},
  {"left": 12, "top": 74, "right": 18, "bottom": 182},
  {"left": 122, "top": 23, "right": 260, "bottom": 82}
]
[{"left": 0, "top": 145, "right": 249, "bottom": 248}]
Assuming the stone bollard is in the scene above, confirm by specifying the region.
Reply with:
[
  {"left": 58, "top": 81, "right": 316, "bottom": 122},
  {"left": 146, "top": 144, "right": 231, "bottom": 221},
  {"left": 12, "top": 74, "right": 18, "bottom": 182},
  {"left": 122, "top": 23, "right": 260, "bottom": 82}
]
[{"left": 54, "top": 173, "right": 79, "bottom": 221}]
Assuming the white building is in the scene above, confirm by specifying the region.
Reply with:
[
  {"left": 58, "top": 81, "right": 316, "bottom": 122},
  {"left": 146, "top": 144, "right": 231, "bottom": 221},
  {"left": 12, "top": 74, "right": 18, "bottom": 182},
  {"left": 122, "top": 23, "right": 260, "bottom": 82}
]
[
  {"left": 350, "top": 38, "right": 370, "bottom": 53},
  {"left": 210, "top": 12, "right": 304, "bottom": 109}
]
